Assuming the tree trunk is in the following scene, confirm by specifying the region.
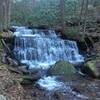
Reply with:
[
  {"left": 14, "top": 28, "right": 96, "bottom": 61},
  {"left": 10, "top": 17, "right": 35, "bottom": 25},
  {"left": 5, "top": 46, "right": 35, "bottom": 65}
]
[
  {"left": 59, "top": 0, "right": 66, "bottom": 34},
  {"left": 83, "top": 0, "right": 89, "bottom": 34},
  {"left": 78, "top": 0, "right": 85, "bottom": 28},
  {"left": 31, "top": 0, "right": 35, "bottom": 10},
  {"left": 7, "top": 0, "right": 11, "bottom": 28},
  {"left": 0, "top": 2, "right": 3, "bottom": 31},
  {"left": 83, "top": 0, "right": 90, "bottom": 51},
  {"left": 0, "top": 0, "right": 11, "bottom": 32}
]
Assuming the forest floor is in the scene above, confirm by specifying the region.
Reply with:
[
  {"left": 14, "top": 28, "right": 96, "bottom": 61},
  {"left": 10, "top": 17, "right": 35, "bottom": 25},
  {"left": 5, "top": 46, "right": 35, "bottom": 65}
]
[
  {"left": 0, "top": 63, "right": 56, "bottom": 100},
  {"left": 0, "top": 63, "right": 44, "bottom": 100},
  {"left": 0, "top": 64, "right": 24, "bottom": 100},
  {"left": 0, "top": 23, "right": 100, "bottom": 100},
  {"left": 0, "top": 63, "right": 100, "bottom": 100}
]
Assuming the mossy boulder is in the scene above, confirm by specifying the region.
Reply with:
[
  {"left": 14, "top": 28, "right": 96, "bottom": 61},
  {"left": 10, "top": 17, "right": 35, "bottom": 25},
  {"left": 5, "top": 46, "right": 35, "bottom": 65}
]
[
  {"left": 49, "top": 61, "right": 76, "bottom": 77},
  {"left": 84, "top": 58, "right": 100, "bottom": 78},
  {"left": 18, "top": 74, "right": 41, "bottom": 85},
  {"left": 1, "top": 31, "right": 14, "bottom": 38}
]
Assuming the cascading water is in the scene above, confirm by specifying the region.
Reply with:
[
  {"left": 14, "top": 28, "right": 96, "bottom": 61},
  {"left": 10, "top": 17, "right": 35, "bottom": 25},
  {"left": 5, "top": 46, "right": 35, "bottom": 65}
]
[
  {"left": 12, "top": 27, "right": 99, "bottom": 100},
  {"left": 13, "top": 26, "right": 84, "bottom": 69},
  {"left": 13, "top": 26, "right": 84, "bottom": 91}
]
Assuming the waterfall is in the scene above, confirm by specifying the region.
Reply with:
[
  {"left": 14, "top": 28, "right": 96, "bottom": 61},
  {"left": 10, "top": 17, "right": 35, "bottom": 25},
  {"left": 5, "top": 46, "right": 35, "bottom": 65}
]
[{"left": 13, "top": 26, "right": 84, "bottom": 69}]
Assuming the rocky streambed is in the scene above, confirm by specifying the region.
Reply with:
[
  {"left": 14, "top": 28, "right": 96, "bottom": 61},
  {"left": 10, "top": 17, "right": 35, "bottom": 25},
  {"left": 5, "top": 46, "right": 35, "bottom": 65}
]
[
  {"left": 0, "top": 26, "right": 100, "bottom": 100},
  {"left": 0, "top": 63, "right": 100, "bottom": 100}
]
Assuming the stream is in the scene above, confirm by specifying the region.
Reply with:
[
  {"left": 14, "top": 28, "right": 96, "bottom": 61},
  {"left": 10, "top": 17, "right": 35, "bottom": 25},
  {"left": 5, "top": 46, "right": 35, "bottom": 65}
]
[
  {"left": 13, "top": 26, "right": 84, "bottom": 68},
  {"left": 13, "top": 26, "right": 100, "bottom": 100}
]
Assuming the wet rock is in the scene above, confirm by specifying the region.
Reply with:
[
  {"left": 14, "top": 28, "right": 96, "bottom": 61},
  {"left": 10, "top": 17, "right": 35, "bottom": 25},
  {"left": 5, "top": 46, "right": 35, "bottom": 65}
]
[
  {"left": 7, "top": 57, "right": 19, "bottom": 66},
  {"left": 18, "top": 74, "right": 41, "bottom": 85},
  {"left": 0, "top": 95, "right": 6, "bottom": 100},
  {"left": 0, "top": 53, "right": 7, "bottom": 64},
  {"left": 1, "top": 54, "right": 19, "bottom": 66},
  {"left": 8, "top": 67, "right": 22, "bottom": 74},
  {"left": 18, "top": 65, "right": 39, "bottom": 75},
  {"left": 49, "top": 61, "right": 76, "bottom": 77},
  {"left": 53, "top": 91, "right": 62, "bottom": 100},
  {"left": 52, "top": 91, "right": 68, "bottom": 100},
  {"left": 1, "top": 30, "right": 14, "bottom": 38},
  {"left": 84, "top": 58, "right": 100, "bottom": 78},
  {"left": 18, "top": 66, "right": 30, "bottom": 74}
]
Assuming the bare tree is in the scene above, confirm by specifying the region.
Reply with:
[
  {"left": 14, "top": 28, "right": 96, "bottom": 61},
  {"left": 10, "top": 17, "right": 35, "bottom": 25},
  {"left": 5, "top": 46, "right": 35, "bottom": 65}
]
[
  {"left": 0, "top": 0, "right": 11, "bottom": 31},
  {"left": 7, "top": 0, "right": 11, "bottom": 28},
  {"left": 59, "top": 0, "right": 66, "bottom": 33},
  {"left": 83, "top": 0, "right": 89, "bottom": 34},
  {"left": 30, "top": 0, "right": 35, "bottom": 10},
  {"left": 83, "top": 0, "right": 91, "bottom": 51},
  {"left": 0, "top": 0, "right": 3, "bottom": 31},
  {"left": 78, "top": 0, "right": 85, "bottom": 30}
]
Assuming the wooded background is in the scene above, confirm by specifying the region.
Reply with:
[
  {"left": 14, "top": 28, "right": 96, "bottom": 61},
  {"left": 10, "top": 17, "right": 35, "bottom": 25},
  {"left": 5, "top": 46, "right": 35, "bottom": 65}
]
[
  {"left": 0, "top": 0, "right": 100, "bottom": 33},
  {"left": 0, "top": 0, "right": 11, "bottom": 31}
]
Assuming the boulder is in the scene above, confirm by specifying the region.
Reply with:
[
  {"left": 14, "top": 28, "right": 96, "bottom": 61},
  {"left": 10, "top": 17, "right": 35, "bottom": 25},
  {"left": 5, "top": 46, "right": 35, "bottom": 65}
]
[
  {"left": 1, "top": 30, "right": 14, "bottom": 38},
  {"left": 84, "top": 58, "right": 100, "bottom": 78},
  {"left": 18, "top": 74, "right": 41, "bottom": 85},
  {"left": 18, "top": 66, "right": 29, "bottom": 74},
  {"left": 53, "top": 91, "right": 65, "bottom": 100},
  {"left": 49, "top": 61, "right": 76, "bottom": 77},
  {"left": 18, "top": 65, "right": 39, "bottom": 75}
]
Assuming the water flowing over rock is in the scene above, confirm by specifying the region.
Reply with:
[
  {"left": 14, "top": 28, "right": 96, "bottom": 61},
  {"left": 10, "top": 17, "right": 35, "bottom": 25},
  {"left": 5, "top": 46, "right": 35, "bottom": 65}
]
[
  {"left": 49, "top": 61, "right": 76, "bottom": 76},
  {"left": 13, "top": 26, "right": 84, "bottom": 69},
  {"left": 13, "top": 26, "right": 85, "bottom": 91},
  {"left": 37, "top": 76, "right": 66, "bottom": 91}
]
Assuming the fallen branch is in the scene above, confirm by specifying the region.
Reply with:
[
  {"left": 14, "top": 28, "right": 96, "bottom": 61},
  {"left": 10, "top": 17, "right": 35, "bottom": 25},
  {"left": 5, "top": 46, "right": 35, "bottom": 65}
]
[
  {"left": 1, "top": 39, "right": 13, "bottom": 57},
  {"left": 0, "top": 38, "right": 20, "bottom": 65}
]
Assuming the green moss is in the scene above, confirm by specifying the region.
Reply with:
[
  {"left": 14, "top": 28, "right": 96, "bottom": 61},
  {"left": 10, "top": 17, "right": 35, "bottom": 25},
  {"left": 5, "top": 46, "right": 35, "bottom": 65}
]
[
  {"left": 85, "top": 58, "right": 100, "bottom": 78},
  {"left": 86, "top": 60, "right": 96, "bottom": 71},
  {"left": 50, "top": 61, "right": 76, "bottom": 76}
]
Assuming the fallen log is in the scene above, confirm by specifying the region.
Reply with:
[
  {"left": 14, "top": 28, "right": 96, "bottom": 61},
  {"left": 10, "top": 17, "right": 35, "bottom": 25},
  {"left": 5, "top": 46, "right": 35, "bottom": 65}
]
[
  {"left": 0, "top": 39, "right": 20, "bottom": 65},
  {"left": 1, "top": 39, "right": 13, "bottom": 57}
]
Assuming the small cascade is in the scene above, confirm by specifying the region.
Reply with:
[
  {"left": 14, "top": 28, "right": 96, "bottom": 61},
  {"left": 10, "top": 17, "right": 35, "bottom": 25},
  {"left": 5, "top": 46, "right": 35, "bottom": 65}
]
[
  {"left": 13, "top": 27, "right": 84, "bottom": 69},
  {"left": 13, "top": 26, "right": 84, "bottom": 91},
  {"left": 37, "top": 76, "right": 66, "bottom": 91}
]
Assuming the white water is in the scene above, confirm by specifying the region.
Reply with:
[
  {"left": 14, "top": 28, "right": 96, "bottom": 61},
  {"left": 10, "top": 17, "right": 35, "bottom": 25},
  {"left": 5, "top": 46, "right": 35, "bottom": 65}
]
[
  {"left": 14, "top": 26, "right": 84, "bottom": 70},
  {"left": 13, "top": 26, "right": 84, "bottom": 91},
  {"left": 37, "top": 76, "right": 67, "bottom": 91},
  {"left": 37, "top": 76, "right": 88, "bottom": 99}
]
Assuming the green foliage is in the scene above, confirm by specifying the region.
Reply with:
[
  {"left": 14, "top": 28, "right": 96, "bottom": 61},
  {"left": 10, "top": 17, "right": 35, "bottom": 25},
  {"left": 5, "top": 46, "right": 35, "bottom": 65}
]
[
  {"left": 11, "top": 0, "right": 60, "bottom": 26},
  {"left": 11, "top": 0, "right": 78, "bottom": 27},
  {"left": 65, "top": 27, "right": 79, "bottom": 36},
  {"left": 11, "top": 0, "right": 100, "bottom": 36},
  {"left": 65, "top": 0, "right": 78, "bottom": 20}
]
